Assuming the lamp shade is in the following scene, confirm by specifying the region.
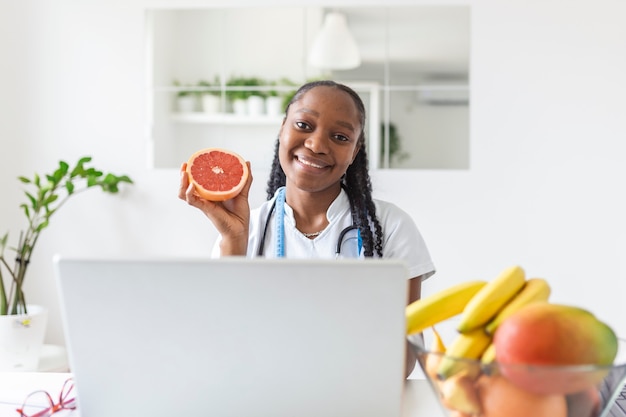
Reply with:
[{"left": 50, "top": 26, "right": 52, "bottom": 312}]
[{"left": 308, "top": 12, "right": 361, "bottom": 70}]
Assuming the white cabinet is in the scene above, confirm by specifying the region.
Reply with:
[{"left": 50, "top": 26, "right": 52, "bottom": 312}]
[{"left": 146, "top": 6, "right": 470, "bottom": 170}]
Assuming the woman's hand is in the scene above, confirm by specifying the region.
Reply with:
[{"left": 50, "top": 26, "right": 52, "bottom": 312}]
[{"left": 178, "top": 161, "right": 253, "bottom": 255}]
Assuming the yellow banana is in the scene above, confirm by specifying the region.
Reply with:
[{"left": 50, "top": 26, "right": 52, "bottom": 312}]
[
  {"left": 484, "top": 277, "right": 551, "bottom": 335},
  {"left": 406, "top": 280, "right": 487, "bottom": 335},
  {"left": 425, "top": 327, "right": 447, "bottom": 379},
  {"left": 438, "top": 369, "right": 482, "bottom": 415},
  {"left": 431, "top": 326, "right": 446, "bottom": 353},
  {"left": 456, "top": 265, "right": 526, "bottom": 333},
  {"left": 481, "top": 343, "right": 496, "bottom": 364},
  {"left": 437, "top": 328, "right": 492, "bottom": 380}
]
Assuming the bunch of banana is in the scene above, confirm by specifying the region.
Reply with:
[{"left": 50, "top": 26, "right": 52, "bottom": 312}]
[{"left": 405, "top": 265, "right": 552, "bottom": 379}]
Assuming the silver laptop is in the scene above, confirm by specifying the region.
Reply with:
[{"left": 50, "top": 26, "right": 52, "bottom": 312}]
[{"left": 54, "top": 256, "right": 409, "bottom": 417}]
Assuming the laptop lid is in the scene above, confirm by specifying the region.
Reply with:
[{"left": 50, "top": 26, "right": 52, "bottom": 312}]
[{"left": 54, "top": 256, "right": 409, "bottom": 417}]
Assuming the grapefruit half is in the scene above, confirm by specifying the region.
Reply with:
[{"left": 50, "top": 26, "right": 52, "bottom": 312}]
[{"left": 186, "top": 148, "right": 249, "bottom": 201}]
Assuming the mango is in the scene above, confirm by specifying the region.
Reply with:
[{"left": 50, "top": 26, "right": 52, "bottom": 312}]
[{"left": 493, "top": 302, "right": 618, "bottom": 394}]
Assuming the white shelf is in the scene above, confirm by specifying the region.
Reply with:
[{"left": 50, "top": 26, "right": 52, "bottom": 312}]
[{"left": 171, "top": 112, "right": 284, "bottom": 126}]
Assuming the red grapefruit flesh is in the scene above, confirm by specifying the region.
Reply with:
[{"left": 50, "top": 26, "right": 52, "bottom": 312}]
[{"left": 186, "top": 148, "right": 249, "bottom": 201}]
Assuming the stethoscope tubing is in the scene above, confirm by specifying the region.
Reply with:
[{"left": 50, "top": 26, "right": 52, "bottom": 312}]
[{"left": 256, "top": 198, "right": 359, "bottom": 257}]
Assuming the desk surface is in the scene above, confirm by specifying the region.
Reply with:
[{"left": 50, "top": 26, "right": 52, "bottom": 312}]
[{"left": 0, "top": 372, "right": 445, "bottom": 417}]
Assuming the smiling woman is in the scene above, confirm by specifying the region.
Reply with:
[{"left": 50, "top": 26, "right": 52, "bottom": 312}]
[
  {"left": 179, "top": 80, "right": 437, "bottom": 377},
  {"left": 147, "top": 5, "right": 470, "bottom": 171}
]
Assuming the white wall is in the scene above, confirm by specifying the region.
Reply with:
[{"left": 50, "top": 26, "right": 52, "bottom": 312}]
[{"left": 1, "top": 0, "right": 626, "bottom": 348}]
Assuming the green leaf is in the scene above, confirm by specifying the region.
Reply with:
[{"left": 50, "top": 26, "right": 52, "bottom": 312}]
[
  {"left": 59, "top": 160, "right": 69, "bottom": 173},
  {"left": 118, "top": 175, "right": 133, "bottom": 184},
  {"left": 18, "top": 176, "right": 30, "bottom": 184},
  {"left": 70, "top": 164, "right": 83, "bottom": 177},
  {"left": 20, "top": 204, "right": 30, "bottom": 218},
  {"left": 65, "top": 181, "right": 75, "bottom": 194},
  {"left": 71, "top": 157, "right": 91, "bottom": 177},
  {"left": 43, "top": 194, "right": 59, "bottom": 205},
  {"left": 103, "top": 173, "right": 116, "bottom": 183},
  {"left": 35, "top": 221, "right": 49, "bottom": 233},
  {"left": 51, "top": 163, "right": 67, "bottom": 183},
  {"left": 39, "top": 185, "right": 51, "bottom": 195},
  {"left": 85, "top": 168, "right": 103, "bottom": 179},
  {"left": 25, "top": 192, "right": 36, "bottom": 207}
]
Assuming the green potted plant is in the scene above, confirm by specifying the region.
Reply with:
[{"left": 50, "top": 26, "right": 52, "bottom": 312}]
[
  {"left": 381, "top": 122, "right": 409, "bottom": 167},
  {"left": 225, "top": 76, "right": 268, "bottom": 116},
  {"left": 0, "top": 156, "right": 132, "bottom": 370},
  {"left": 243, "top": 77, "right": 266, "bottom": 117},
  {"left": 225, "top": 76, "right": 252, "bottom": 115},
  {"left": 198, "top": 78, "right": 222, "bottom": 114},
  {"left": 173, "top": 79, "right": 200, "bottom": 113},
  {"left": 266, "top": 78, "right": 296, "bottom": 117},
  {"left": 265, "top": 84, "right": 282, "bottom": 117},
  {"left": 0, "top": 156, "right": 133, "bottom": 316}
]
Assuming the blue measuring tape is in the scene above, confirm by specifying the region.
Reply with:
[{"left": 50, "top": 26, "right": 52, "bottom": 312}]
[
  {"left": 269, "top": 186, "right": 362, "bottom": 258},
  {"left": 274, "top": 187, "right": 286, "bottom": 258}
]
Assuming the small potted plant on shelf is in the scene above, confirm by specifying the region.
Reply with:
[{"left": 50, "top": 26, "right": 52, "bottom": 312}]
[
  {"left": 226, "top": 76, "right": 269, "bottom": 116},
  {"left": 268, "top": 77, "right": 298, "bottom": 117},
  {"left": 265, "top": 79, "right": 289, "bottom": 118},
  {"left": 0, "top": 156, "right": 133, "bottom": 371},
  {"left": 173, "top": 79, "right": 200, "bottom": 113},
  {"left": 381, "top": 122, "right": 409, "bottom": 167},
  {"left": 226, "top": 76, "right": 253, "bottom": 115},
  {"left": 243, "top": 77, "right": 265, "bottom": 117},
  {"left": 198, "top": 78, "right": 221, "bottom": 114},
  {"left": 265, "top": 84, "right": 281, "bottom": 117}
]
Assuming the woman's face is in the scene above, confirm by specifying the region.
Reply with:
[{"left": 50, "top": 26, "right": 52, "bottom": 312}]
[{"left": 278, "top": 86, "right": 362, "bottom": 194}]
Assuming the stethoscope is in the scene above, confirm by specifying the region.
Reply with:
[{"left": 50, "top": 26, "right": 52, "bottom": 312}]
[{"left": 256, "top": 187, "right": 362, "bottom": 258}]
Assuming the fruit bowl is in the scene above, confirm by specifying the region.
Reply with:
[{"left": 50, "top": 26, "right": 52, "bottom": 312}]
[{"left": 408, "top": 334, "right": 626, "bottom": 417}]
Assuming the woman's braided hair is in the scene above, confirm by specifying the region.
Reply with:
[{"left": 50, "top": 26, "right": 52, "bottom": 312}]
[{"left": 265, "top": 80, "right": 383, "bottom": 257}]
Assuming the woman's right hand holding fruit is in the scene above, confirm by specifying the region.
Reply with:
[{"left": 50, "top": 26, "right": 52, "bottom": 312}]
[{"left": 178, "top": 161, "right": 253, "bottom": 256}]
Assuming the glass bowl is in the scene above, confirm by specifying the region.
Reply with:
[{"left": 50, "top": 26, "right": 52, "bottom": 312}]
[{"left": 408, "top": 333, "right": 626, "bottom": 417}]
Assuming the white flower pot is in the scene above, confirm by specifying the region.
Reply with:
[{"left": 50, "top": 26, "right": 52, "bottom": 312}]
[
  {"left": 232, "top": 98, "right": 247, "bottom": 116},
  {"left": 176, "top": 95, "right": 197, "bottom": 113},
  {"left": 202, "top": 94, "right": 221, "bottom": 114},
  {"left": 0, "top": 305, "right": 48, "bottom": 371},
  {"left": 247, "top": 95, "right": 265, "bottom": 117},
  {"left": 265, "top": 96, "right": 283, "bottom": 117}
]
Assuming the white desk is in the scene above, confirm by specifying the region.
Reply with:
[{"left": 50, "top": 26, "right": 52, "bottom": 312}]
[{"left": 0, "top": 372, "right": 445, "bottom": 417}]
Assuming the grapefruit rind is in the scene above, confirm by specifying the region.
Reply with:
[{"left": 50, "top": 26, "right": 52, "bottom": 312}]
[{"left": 186, "top": 148, "right": 249, "bottom": 201}]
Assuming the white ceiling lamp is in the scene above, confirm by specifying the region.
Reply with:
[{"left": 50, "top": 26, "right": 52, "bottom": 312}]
[{"left": 308, "top": 12, "right": 361, "bottom": 71}]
